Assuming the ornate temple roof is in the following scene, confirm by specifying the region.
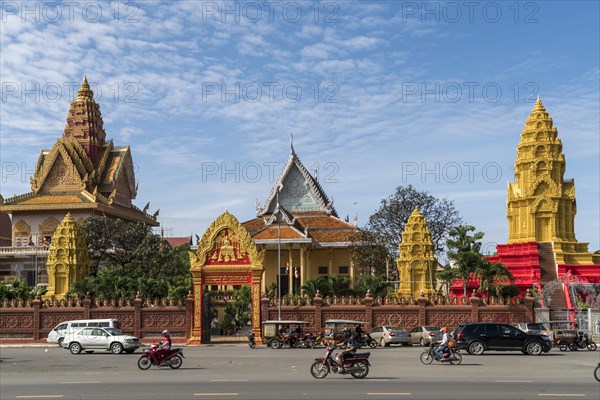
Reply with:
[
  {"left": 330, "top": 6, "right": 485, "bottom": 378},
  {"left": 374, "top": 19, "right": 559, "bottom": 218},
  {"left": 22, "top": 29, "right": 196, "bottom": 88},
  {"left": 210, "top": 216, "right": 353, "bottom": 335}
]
[
  {"left": 256, "top": 138, "right": 337, "bottom": 217},
  {"left": 243, "top": 139, "right": 357, "bottom": 247},
  {"left": 0, "top": 77, "right": 158, "bottom": 226}
]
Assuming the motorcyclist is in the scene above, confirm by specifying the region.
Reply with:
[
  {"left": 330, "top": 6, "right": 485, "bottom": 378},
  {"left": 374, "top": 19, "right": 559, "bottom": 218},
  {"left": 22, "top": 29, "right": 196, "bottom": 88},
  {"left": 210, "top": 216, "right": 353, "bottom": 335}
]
[
  {"left": 336, "top": 328, "right": 357, "bottom": 372},
  {"left": 435, "top": 327, "right": 449, "bottom": 359},
  {"left": 355, "top": 324, "right": 364, "bottom": 343},
  {"left": 157, "top": 329, "right": 172, "bottom": 361}
]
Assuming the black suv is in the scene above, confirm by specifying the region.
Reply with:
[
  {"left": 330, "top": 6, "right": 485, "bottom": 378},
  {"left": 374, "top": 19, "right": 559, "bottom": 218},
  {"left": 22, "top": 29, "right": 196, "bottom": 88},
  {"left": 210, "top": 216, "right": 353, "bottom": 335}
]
[{"left": 454, "top": 322, "right": 552, "bottom": 355}]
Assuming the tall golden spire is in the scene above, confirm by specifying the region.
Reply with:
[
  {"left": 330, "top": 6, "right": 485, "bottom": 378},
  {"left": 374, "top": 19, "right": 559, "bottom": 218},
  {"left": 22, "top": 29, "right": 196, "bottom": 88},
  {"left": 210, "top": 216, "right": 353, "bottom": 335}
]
[
  {"left": 64, "top": 75, "right": 106, "bottom": 164},
  {"left": 506, "top": 97, "right": 597, "bottom": 264},
  {"left": 396, "top": 207, "right": 437, "bottom": 298}
]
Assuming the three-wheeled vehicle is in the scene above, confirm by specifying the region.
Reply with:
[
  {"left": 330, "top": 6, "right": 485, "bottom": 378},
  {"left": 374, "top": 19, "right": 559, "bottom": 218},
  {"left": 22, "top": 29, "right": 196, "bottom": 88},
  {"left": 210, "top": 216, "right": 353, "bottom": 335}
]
[
  {"left": 324, "top": 319, "right": 368, "bottom": 343},
  {"left": 262, "top": 320, "right": 310, "bottom": 349},
  {"left": 547, "top": 321, "right": 579, "bottom": 351}
]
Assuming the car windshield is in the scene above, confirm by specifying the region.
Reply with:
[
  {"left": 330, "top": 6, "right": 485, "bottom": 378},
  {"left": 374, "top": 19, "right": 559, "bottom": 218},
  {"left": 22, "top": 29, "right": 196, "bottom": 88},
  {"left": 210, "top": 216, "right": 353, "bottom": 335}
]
[
  {"left": 386, "top": 326, "right": 404, "bottom": 331},
  {"left": 104, "top": 328, "right": 122, "bottom": 336}
]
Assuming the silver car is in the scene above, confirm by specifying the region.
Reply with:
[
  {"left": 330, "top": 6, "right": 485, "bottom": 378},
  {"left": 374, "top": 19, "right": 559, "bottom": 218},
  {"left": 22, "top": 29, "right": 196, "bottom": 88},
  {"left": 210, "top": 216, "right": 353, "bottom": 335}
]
[
  {"left": 63, "top": 327, "right": 140, "bottom": 354},
  {"left": 410, "top": 326, "right": 442, "bottom": 346},
  {"left": 369, "top": 326, "right": 411, "bottom": 347}
]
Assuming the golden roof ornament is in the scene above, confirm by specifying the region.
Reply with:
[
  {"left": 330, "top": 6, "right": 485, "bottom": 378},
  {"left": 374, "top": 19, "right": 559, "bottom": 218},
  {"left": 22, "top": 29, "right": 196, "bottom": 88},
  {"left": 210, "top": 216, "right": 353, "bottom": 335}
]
[{"left": 76, "top": 75, "right": 94, "bottom": 100}]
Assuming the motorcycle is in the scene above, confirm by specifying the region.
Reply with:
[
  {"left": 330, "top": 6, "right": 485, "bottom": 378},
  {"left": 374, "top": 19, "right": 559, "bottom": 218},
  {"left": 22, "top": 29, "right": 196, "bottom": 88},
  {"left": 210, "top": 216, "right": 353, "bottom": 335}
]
[
  {"left": 248, "top": 332, "right": 256, "bottom": 349},
  {"left": 296, "top": 333, "right": 316, "bottom": 349},
  {"left": 310, "top": 343, "right": 371, "bottom": 379},
  {"left": 355, "top": 333, "right": 378, "bottom": 349},
  {"left": 594, "top": 363, "right": 600, "bottom": 382},
  {"left": 420, "top": 341, "right": 462, "bottom": 365},
  {"left": 137, "top": 344, "right": 185, "bottom": 369},
  {"left": 568, "top": 332, "right": 597, "bottom": 351}
]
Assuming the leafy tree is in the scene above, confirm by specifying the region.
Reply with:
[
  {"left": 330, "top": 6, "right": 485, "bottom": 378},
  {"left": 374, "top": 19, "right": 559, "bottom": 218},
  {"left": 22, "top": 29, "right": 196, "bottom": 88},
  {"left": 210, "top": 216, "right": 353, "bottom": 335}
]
[
  {"left": 350, "top": 229, "right": 393, "bottom": 278},
  {"left": 0, "top": 278, "right": 46, "bottom": 301},
  {"left": 221, "top": 287, "right": 252, "bottom": 333},
  {"left": 365, "top": 185, "right": 462, "bottom": 262},
  {"left": 81, "top": 216, "right": 121, "bottom": 277},
  {"left": 446, "top": 225, "right": 485, "bottom": 297},
  {"left": 497, "top": 284, "right": 520, "bottom": 298}
]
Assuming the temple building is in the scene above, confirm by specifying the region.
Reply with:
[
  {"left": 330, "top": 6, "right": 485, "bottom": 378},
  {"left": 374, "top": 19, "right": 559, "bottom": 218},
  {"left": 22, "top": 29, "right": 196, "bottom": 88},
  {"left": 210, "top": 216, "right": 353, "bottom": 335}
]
[
  {"left": 0, "top": 76, "right": 158, "bottom": 285},
  {"left": 242, "top": 140, "right": 359, "bottom": 295},
  {"left": 396, "top": 208, "right": 437, "bottom": 298},
  {"left": 452, "top": 97, "right": 599, "bottom": 318}
]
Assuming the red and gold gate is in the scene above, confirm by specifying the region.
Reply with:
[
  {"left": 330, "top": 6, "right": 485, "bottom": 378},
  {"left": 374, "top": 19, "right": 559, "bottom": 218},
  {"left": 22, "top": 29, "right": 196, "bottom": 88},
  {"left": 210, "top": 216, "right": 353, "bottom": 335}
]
[{"left": 188, "top": 211, "right": 265, "bottom": 344}]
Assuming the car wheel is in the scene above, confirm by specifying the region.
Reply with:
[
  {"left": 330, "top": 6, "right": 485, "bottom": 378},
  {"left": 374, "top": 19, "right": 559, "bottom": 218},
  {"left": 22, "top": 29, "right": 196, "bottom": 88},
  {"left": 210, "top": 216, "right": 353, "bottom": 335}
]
[
  {"left": 420, "top": 337, "right": 426, "bottom": 347},
  {"left": 69, "top": 342, "right": 82, "bottom": 355},
  {"left": 270, "top": 339, "right": 281, "bottom": 349},
  {"left": 110, "top": 342, "right": 124, "bottom": 354},
  {"left": 57, "top": 338, "right": 64, "bottom": 347},
  {"left": 526, "top": 341, "right": 543, "bottom": 355},
  {"left": 468, "top": 341, "right": 485, "bottom": 355},
  {"left": 558, "top": 342, "right": 568, "bottom": 351}
]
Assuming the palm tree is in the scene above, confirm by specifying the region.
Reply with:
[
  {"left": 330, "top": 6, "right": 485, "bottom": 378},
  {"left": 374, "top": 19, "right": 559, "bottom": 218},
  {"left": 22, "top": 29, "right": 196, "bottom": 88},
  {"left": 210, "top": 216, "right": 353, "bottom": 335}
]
[
  {"left": 301, "top": 277, "right": 328, "bottom": 298},
  {"left": 476, "top": 260, "right": 514, "bottom": 296},
  {"left": 355, "top": 275, "right": 389, "bottom": 297},
  {"left": 446, "top": 225, "right": 485, "bottom": 297},
  {"left": 436, "top": 266, "right": 456, "bottom": 295}
]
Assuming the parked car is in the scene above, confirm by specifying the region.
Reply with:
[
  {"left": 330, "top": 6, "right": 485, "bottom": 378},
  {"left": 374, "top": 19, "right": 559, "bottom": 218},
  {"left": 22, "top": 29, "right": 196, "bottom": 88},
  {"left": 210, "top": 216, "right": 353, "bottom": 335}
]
[
  {"left": 369, "top": 326, "right": 411, "bottom": 347},
  {"left": 62, "top": 327, "right": 140, "bottom": 354},
  {"left": 455, "top": 322, "right": 552, "bottom": 355},
  {"left": 410, "top": 326, "right": 442, "bottom": 346},
  {"left": 47, "top": 319, "right": 121, "bottom": 346},
  {"left": 513, "top": 322, "right": 553, "bottom": 341}
]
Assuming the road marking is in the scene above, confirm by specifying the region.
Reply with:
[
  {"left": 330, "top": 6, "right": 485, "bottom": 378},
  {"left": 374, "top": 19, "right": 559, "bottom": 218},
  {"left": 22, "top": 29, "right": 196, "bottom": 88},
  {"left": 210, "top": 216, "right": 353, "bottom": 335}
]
[
  {"left": 538, "top": 395, "right": 586, "bottom": 397},
  {"left": 59, "top": 381, "right": 101, "bottom": 384},
  {"left": 194, "top": 394, "right": 239, "bottom": 397},
  {"left": 16, "top": 396, "right": 64, "bottom": 399},
  {"left": 367, "top": 393, "right": 411, "bottom": 396},
  {"left": 210, "top": 380, "right": 248, "bottom": 382},
  {"left": 496, "top": 380, "right": 534, "bottom": 383}
]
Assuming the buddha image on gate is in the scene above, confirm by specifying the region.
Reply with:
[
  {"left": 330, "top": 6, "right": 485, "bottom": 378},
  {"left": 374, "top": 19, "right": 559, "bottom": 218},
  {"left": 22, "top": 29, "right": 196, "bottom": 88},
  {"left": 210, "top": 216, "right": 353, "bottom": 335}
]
[{"left": 208, "top": 228, "right": 250, "bottom": 264}]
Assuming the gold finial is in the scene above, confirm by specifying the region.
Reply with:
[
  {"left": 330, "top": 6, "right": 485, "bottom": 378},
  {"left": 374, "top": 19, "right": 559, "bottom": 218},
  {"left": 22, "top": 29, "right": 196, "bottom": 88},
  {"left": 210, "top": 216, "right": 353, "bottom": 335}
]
[
  {"left": 290, "top": 132, "right": 296, "bottom": 156},
  {"left": 77, "top": 75, "right": 94, "bottom": 99}
]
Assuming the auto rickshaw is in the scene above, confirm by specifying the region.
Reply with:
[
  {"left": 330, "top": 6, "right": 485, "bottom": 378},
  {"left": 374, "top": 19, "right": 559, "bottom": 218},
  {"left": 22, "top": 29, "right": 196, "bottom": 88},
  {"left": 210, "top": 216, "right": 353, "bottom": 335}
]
[
  {"left": 323, "top": 319, "right": 368, "bottom": 343},
  {"left": 547, "top": 321, "right": 579, "bottom": 351},
  {"left": 262, "top": 320, "right": 309, "bottom": 349}
]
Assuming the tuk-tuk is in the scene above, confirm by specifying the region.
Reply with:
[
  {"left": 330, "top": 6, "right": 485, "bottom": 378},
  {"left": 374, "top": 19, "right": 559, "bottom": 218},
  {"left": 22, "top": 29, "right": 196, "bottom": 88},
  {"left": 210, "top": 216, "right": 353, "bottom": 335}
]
[
  {"left": 547, "top": 321, "right": 579, "bottom": 350},
  {"left": 324, "top": 319, "right": 368, "bottom": 342},
  {"left": 262, "top": 320, "right": 309, "bottom": 349}
]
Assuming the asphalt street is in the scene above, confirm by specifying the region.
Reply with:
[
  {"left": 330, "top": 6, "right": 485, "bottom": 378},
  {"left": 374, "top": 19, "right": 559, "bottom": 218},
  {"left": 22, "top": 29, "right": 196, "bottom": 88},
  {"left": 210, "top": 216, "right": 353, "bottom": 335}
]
[{"left": 1, "top": 344, "right": 599, "bottom": 400}]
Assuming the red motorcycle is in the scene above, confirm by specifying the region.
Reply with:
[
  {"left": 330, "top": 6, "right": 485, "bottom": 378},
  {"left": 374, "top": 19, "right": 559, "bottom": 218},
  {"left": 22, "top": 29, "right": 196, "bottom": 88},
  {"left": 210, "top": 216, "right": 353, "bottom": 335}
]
[
  {"left": 310, "top": 343, "right": 370, "bottom": 379},
  {"left": 137, "top": 344, "right": 185, "bottom": 370}
]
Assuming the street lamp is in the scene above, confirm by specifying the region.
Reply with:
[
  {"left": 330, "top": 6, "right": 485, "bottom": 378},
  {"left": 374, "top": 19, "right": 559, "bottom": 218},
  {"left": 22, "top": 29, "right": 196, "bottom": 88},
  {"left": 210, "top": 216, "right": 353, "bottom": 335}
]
[{"left": 276, "top": 189, "right": 282, "bottom": 321}]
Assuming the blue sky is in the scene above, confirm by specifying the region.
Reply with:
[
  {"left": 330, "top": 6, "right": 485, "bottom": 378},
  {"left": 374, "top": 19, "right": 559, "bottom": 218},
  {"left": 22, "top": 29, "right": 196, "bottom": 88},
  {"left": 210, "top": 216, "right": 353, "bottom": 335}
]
[{"left": 1, "top": 1, "right": 598, "bottom": 254}]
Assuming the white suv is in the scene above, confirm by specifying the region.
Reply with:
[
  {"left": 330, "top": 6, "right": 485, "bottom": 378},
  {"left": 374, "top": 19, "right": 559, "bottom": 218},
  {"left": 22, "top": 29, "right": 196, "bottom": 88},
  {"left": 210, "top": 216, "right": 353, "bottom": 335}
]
[{"left": 62, "top": 327, "right": 140, "bottom": 354}]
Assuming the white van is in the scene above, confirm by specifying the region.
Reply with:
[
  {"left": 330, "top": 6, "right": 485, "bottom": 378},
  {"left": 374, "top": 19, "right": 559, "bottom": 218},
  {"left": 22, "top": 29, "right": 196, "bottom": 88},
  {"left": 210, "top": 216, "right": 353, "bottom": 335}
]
[{"left": 47, "top": 319, "right": 121, "bottom": 345}]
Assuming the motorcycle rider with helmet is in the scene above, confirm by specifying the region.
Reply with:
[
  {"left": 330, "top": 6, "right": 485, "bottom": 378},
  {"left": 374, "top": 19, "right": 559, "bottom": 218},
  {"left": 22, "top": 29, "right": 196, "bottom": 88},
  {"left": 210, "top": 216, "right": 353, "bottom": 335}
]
[
  {"left": 157, "top": 329, "right": 172, "bottom": 361},
  {"left": 435, "top": 327, "right": 449, "bottom": 359},
  {"left": 336, "top": 328, "right": 357, "bottom": 372}
]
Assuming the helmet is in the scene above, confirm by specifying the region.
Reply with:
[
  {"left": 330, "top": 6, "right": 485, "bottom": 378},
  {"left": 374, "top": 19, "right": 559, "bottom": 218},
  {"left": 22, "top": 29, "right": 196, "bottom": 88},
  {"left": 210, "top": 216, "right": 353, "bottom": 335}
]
[{"left": 162, "top": 329, "right": 171, "bottom": 337}]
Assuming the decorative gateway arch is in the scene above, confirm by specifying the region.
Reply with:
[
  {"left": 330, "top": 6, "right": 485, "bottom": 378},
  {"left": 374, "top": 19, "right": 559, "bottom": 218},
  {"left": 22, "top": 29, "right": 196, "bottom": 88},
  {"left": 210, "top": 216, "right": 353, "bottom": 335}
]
[{"left": 188, "top": 211, "right": 265, "bottom": 344}]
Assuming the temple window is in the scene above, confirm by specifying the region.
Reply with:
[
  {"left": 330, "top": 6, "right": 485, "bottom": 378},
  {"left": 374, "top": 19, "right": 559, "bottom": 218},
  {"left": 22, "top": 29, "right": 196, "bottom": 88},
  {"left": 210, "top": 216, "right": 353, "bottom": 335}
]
[
  {"left": 318, "top": 266, "right": 328, "bottom": 275},
  {"left": 338, "top": 266, "right": 349, "bottom": 274}
]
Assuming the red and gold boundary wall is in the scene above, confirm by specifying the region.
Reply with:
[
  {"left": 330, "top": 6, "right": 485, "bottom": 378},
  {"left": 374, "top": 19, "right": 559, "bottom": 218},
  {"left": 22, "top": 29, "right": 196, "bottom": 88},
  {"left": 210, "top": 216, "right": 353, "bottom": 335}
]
[
  {"left": 1, "top": 292, "right": 534, "bottom": 342},
  {"left": 0, "top": 294, "right": 194, "bottom": 341},
  {"left": 260, "top": 292, "right": 536, "bottom": 333}
]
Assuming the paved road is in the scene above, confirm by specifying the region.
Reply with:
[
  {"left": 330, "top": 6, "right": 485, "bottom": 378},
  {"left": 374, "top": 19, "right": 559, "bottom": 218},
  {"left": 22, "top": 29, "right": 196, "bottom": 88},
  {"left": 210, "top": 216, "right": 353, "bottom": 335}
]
[{"left": 1, "top": 344, "right": 599, "bottom": 399}]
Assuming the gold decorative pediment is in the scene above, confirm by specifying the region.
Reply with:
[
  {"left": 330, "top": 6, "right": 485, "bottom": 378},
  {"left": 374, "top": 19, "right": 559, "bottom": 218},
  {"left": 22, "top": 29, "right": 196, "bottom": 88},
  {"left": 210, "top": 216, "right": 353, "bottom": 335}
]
[{"left": 189, "top": 211, "right": 264, "bottom": 272}]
